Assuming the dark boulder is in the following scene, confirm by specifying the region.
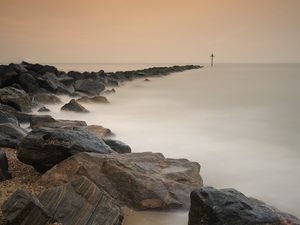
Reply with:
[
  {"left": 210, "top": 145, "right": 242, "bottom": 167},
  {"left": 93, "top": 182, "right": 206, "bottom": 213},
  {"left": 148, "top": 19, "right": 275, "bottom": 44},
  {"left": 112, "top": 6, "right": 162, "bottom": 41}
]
[
  {"left": 77, "top": 95, "right": 109, "bottom": 104},
  {"left": 18, "top": 72, "right": 40, "bottom": 93},
  {"left": 22, "top": 61, "right": 59, "bottom": 75},
  {"left": 61, "top": 99, "right": 89, "bottom": 113},
  {"left": 188, "top": 187, "right": 300, "bottom": 225},
  {"left": 106, "top": 77, "right": 119, "bottom": 86},
  {"left": 103, "top": 88, "right": 116, "bottom": 94},
  {"left": 37, "top": 106, "right": 50, "bottom": 112},
  {"left": 85, "top": 125, "right": 113, "bottom": 138},
  {"left": 0, "top": 67, "right": 19, "bottom": 87},
  {"left": 17, "top": 126, "right": 113, "bottom": 173},
  {"left": 36, "top": 72, "right": 62, "bottom": 92},
  {"left": 67, "top": 71, "right": 85, "bottom": 80},
  {"left": 1, "top": 189, "right": 55, "bottom": 225},
  {"left": 0, "top": 151, "right": 12, "bottom": 181},
  {"left": 0, "top": 123, "right": 28, "bottom": 148},
  {"left": 33, "top": 93, "right": 62, "bottom": 104},
  {"left": 41, "top": 152, "right": 203, "bottom": 210},
  {"left": 58, "top": 74, "right": 74, "bottom": 86},
  {"left": 0, "top": 87, "right": 32, "bottom": 112},
  {"left": 38, "top": 176, "right": 123, "bottom": 225},
  {"left": 30, "top": 115, "right": 87, "bottom": 129},
  {"left": 103, "top": 139, "right": 131, "bottom": 154},
  {"left": 74, "top": 79, "right": 105, "bottom": 95},
  {"left": 0, "top": 110, "right": 18, "bottom": 125}
]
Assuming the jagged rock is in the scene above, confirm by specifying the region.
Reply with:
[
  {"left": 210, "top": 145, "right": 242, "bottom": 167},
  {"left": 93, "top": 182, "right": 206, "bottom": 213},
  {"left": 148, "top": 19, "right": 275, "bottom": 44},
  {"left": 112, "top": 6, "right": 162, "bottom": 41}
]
[
  {"left": 67, "top": 71, "right": 85, "bottom": 80},
  {"left": 30, "top": 115, "right": 87, "bottom": 129},
  {"left": 0, "top": 67, "right": 19, "bottom": 87},
  {"left": 22, "top": 61, "right": 59, "bottom": 75},
  {"left": 188, "top": 187, "right": 300, "bottom": 225},
  {"left": 38, "top": 106, "right": 50, "bottom": 112},
  {"left": 41, "top": 152, "right": 203, "bottom": 210},
  {"left": 74, "top": 79, "right": 105, "bottom": 95},
  {"left": 85, "top": 125, "right": 112, "bottom": 138},
  {"left": 0, "top": 87, "right": 32, "bottom": 112},
  {"left": 0, "top": 110, "right": 18, "bottom": 125},
  {"left": 61, "top": 99, "right": 89, "bottom": 113},
  {"left": 103, "top": 88, "right": 116, "bottom": 94},
  {"left": 38, "top": 176, "right": 123, "bottom": 225},
  {"left": 18, "top": 72, "right": 40, "bottom": 93},
  {"left": 1, "top": 189, "right": 55, "bottom": 225},
  {"left": 77, "top": 95, "right": 109, "bottom": 104},
  {"left": 0, "top": 123, "right": 28, "bottom": 148},
  {"left": 0, "top": 151, "right": 11, "bottom": 181},
  {"left": 103, "top": 139, "right": 131, "bottom": 154},
  {"left": 106, "top": 78, "right": 119, "bottom": 86},
  {"left": 58, "top": 74, "right": 74, "bottom": 86},
  {"left": 33, "top": 93, "right": 62, "bottom": 104},
  {"left": 17, "top": 127, "right": 113, "bottom": 173},
  {"left": 37, "top": 72, "right": 65, "bottom": 93}
]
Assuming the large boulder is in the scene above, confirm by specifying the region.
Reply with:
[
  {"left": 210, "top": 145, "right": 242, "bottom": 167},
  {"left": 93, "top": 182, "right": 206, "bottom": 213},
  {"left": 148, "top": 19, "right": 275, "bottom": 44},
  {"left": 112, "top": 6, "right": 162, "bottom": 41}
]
[
  {"left": 0, "top": 123, "right": 28, "bottom": 148},
  {"left": 61, "top": 99, "right": 89, "bottom": 113},
  {"left": 103, "top": 139, "right": 131, "bottom": 154},
  {"left": 77, "top": 95, "right": 110, "bottom": 104},
  {"left": 188, "top": 187, "right": 300, "bottom": 225},
  {"left": 0, "top": 151, "right": 11, "bottom": 182},
  {"left": 37, "top": 72, "right": 72, "bottom": 94},
  {"left": 1, "top": 189, "right": 55, "bottom": 225},
  {"left": 74, "top": 79, "right": 105, "bottom": 95},
  {"left": 41, "top": 152, "right": 203, "bottom": 210},
  {"left": 30, "top": 115, "right": 87, "bottom": 129},
  {"left": 37, "top": 106, "right": 50, "bottom": 112},
  {"left": 0, "top": 87, "right": 32, "bottom": 112},
  {"left": 0, "top": 110, "right": 18, "bottom": 125},
  {"left": 17, "top": 127, "right": 114, "bottom": 173},
  {"left": 38, "top": 176, "right": 123, "bottom": 225},
  {"left": 0, "top": 67, "right": 19, "bottom": 87},
  {"left": 33, "top": 93, "right": 62, "bottom": 104},
  {"left": 22, "top": 61, "right": 59, "bottom": 75}
]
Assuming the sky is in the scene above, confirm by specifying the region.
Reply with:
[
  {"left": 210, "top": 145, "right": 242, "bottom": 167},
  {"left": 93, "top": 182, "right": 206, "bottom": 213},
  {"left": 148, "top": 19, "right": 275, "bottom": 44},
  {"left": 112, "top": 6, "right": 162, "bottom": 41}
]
[{"left": 0, "top": 0, "right": 300, "bottom": 63}]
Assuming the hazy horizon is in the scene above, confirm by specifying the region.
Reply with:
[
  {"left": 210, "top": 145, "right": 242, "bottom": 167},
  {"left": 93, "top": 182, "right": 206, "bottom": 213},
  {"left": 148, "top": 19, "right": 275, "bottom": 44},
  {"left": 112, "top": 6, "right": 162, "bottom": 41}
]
[{"left": 1, "top": 0, "right": 300, "bottom": 64}]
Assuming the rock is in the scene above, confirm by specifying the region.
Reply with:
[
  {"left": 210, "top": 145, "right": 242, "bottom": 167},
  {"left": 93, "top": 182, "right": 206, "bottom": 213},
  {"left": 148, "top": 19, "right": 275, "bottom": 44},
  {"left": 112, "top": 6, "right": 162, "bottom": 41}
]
[
  {"left": 17, "top": 127, "right": 114, "bottom": 173},
  {"left": 0, "top": 151, "right": 11, "bottom": 181},
  {"left": 103, "top": 139, "right": 131, "bottom": 154},
  {"left": 0, "top": 123, "right": 28, "bottom": 148},
  {"left": 74, "top": 79, "right": 105, "bottom": 95},
  {"left": 144, "top": 78, "right": 150, "bottom": 82},
  {"left": 1, "top": 189, "right": 55, "bottom": 225},
  {"left": 22, "top": 61, "right": 59, "bottom": 75},
  {"left": 85, "top": 125, "right": 112, "bottom": 138},
  {"left": 61, "top": 99, "right": 89, "bottom": 113},
  {"left": 30, "top": 115, "right": 87, "bottom": 129},
  {"left": 38, "top": 176, "right": 123, "bottom": 225},
  {"left": 188, "top": 187, "right": 300, "bottom": 225},
  {"left": 77, "top": 95, "right": 110, "bottom": 104},
  {"left": 0, "top": 110, "right": 18, "bottom": 125},
  {"left": 0, "top": 67, "right": 19, "bottom": 87},
  {"left": 57, "top": 74, "right": 74, "bottom": 86},
  {"left": 33, "top": 93, "right": 62, "bottom": 104},
  {"left": 106, "top": 78, "right": 119, "bottom": 86},
  {"left": 18, "top": 72, "right": 40, "bottom": 93},
  {"left": 103, "top": 88, "right": 116, "bottom": 94},
  {"left": 0, "top": 87, "right": 32, "bottom": 112},
  {"left": 41, "top": 152, "right": 203, "bottom": 210},
  {"left": 37, "top": 72, "right": 65, "bottom": 93},
  {"left": 38, "top": 106, "right": 50, "bottom": 112},
  {"left": 67, "top": 71, "right": 85, "bottom": 80}
]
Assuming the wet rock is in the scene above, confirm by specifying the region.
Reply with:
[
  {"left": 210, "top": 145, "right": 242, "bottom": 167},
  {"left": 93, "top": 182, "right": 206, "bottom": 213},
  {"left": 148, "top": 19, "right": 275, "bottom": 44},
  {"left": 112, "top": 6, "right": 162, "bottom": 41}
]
[
  {"left": 30, "top": 115, "right": 87, "bottom": 129},
  {"left": 106, "top": 77, "right": 119, "bottom": 86},
  {"left": 1, "top": 189, "right": 55, "bottom": 225},
  {"left": 33, "top": 93, "right": 62, "bottom": 104},
  {"left": 67, "top": 71, "right": 85, "bottom": 80},
  {"left": 61, "top": 99, "right": 89, "bottom": 113},
  {"left": 85, "top": 125, "right": 112, "bottom": 138},
  {"left": 0, "top": 151, "right": 11, "bottom": 181},
  {"left": 18, "top": 72, "right": 40, "bottom": 93},
  {"left": 77, "top": 95, "right": 109, "bottom": 104},
  {"left": 0, "top": 87, "right": 32, "bottom": 112},
  {"left": 0, "top": 123, "right": 28, "bottom": 148},
  {"left": 38, "top": 176, "right": 123, "bottom": 225},
  {"left": 41, "top": 152, "right": 203, "bottom": 210},
  {"left": 0, "top": 67, "right": 19, "bottom": 87},
  {"left": 22, "top": 61, "right": 59, "bottom": 75},
  {"left": 57, "top": 74, "right": 74, "bottom": 86},
  {"left": 74, "top": 79, "right": 105, "bottom": 95},
  {"left": 0, "top": 110, "right": 18, "bottom": 125},
  {"left": 144, "top": 78, "right": 150, "bottom": 82},
  {"left": 38, "top": 106, "right": 50, "bottom": 112},
  {"left": 17, "top": 127, "right": 114, "bottom": 173},
  {"left": 103, "top": 139, "right": 131, "bottom": 154},
  {"left": 188, "top": 187, "right": 300, "bottom": 225},
  {"left": 37, "top": 72, "right": 66, "bottom": 93},
  {"left": 103, "top": 88, "right": 116, "bottom": 94}
]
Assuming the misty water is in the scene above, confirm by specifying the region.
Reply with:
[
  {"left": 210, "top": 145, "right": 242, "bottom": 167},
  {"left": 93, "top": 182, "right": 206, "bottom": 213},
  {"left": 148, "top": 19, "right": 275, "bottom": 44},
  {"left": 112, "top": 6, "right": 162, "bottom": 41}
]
[{"left": 40, "top": 63, "right": 300, "bottom": 224}]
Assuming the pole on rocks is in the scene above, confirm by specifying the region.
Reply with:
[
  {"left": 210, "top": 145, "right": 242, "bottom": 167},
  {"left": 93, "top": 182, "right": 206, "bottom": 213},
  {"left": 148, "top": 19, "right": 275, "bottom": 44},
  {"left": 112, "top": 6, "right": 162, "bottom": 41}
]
[{"left": 210, "top": 54, "right": 215, "bottom": 67}]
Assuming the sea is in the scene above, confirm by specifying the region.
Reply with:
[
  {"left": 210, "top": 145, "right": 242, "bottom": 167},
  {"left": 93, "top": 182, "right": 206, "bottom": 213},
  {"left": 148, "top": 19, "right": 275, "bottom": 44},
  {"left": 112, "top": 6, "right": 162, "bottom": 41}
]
[{"left": 38, "top": 63, "right": 300, "bottom": 224}]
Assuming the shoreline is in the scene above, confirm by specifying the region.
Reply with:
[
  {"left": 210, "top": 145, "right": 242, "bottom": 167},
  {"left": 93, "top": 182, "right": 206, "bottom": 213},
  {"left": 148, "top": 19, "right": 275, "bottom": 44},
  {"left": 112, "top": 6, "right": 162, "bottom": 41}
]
[{"left": 0, "top": 62, "right": 299, "bottom": 225}]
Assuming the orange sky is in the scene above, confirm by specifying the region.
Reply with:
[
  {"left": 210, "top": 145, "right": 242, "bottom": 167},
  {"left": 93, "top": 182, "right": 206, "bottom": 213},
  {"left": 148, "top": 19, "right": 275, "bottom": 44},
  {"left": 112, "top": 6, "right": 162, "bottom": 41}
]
[{"left": 0, "top": 0, "right": 299, "bottom": 63}]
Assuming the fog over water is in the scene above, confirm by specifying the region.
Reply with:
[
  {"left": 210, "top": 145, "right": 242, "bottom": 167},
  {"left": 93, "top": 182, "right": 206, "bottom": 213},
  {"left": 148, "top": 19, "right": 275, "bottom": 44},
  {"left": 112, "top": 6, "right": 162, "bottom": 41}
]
[{"left": 40, "top": 63, "right": 300, "bottom": 224}]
